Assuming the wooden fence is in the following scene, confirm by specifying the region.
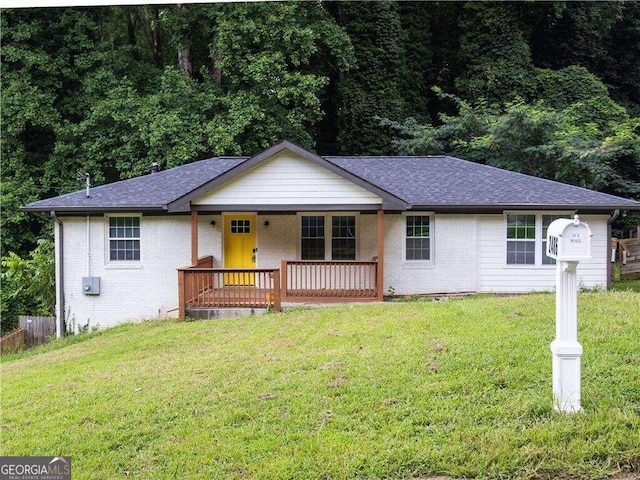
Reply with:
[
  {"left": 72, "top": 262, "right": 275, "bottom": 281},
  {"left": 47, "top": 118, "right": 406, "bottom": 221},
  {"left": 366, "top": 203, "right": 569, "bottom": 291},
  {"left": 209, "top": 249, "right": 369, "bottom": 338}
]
[
  {"left": 619, "top": 238, "right": 640, "bottom": 278},
  {"left": 18, "top": 315, "right": 56, "bottom": 347},
  {"left": 0, "top": 328, "right": 26, "bottom": 354}
]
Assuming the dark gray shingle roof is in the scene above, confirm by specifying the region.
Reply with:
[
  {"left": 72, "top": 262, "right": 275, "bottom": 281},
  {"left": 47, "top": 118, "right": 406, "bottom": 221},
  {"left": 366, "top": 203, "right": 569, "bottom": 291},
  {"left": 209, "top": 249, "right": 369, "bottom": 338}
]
[
  {"left": 25, "top": 156, "right": 246, "bottom": 212},
  {"left": 326, "top": 155, "right": 640, "bottom": 209},
  {"left": 24, "top": 142, "right": 639, "bottom": 213}
]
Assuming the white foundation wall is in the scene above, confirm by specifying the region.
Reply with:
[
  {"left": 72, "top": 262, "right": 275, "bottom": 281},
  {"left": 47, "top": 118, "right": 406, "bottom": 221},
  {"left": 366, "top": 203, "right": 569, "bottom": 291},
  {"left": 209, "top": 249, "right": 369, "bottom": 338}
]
[
  {"left": 382, "top": 214, "right": 479, "bottom": 296},
  {"left": 477, "top": 214, "right": 608, "bottom": 293},
  {"left": 60, "top": 215, "right": 196, "bottom": 330}
]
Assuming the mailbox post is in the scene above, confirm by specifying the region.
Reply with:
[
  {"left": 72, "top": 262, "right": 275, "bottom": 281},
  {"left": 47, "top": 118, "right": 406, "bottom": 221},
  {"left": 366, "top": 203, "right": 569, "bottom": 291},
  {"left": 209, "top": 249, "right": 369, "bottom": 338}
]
[{"left": 546, "top": 215, "right": 592, "bottom": 412}]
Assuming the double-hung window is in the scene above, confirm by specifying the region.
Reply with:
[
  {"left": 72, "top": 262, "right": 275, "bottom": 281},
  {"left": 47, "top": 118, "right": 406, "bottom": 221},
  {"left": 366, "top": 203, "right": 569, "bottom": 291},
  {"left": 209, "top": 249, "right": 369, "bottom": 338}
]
[
  {"left": 506, "top": 213, "right": 571, "bottom": 266},
  {"left": 108, "top": 216, "right": 140, "bottom": 261},
  {"left": 506, "top": 214, "right": 536, "bottom": 265},
  {"left": 331, "top": 216, "right": 356, "bottom": 260},
  {"left": 300, "top": 214, "right": 356, "bottom": 260},
  {"left": 541, "top": 215, "right": 569, "bottom": 265},
  {"left": 301, "top": 216, "right": 325, "bottom": 260},
  {"left": 406, "top": 215, "right": 431, "bottom": 261}
]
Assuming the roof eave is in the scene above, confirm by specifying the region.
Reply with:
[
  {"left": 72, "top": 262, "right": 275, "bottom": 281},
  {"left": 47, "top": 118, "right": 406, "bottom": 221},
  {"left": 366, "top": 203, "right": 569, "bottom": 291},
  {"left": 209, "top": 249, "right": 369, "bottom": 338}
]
[
  {"left": 23, "top": 205, "right": 168, "bottom": 214},
  {"left": 409, "top": 203, "right": 640, "bottom": 213}
]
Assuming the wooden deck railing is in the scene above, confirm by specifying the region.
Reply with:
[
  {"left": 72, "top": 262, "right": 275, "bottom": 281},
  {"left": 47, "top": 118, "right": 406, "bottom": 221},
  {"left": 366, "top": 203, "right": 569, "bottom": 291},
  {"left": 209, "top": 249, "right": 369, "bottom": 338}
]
[
  {"left": 178, "top": 258, "right": 380, "bottom": 319},
  {"left": 178, "top": 267, "right": 281, "bottom": 320},
  {"left": 281, "top": 260, "right": 378, "bottom": 301},
  {"left": 194, "top": 255, "right": 214, "bottom": 268}
]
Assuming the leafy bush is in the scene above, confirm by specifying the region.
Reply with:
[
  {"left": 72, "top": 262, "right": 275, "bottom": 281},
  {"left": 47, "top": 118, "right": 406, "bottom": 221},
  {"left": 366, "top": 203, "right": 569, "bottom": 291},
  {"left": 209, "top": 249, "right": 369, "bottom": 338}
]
[{"left": 0, "top": 238, "right": 55, "bottom": 335}]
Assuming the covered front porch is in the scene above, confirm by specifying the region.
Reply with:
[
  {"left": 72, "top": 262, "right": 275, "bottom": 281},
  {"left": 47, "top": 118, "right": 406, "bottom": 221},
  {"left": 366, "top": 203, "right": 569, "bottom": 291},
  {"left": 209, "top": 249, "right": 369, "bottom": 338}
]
[{"left": 177, "top": 210, "right": 386, "bottom": 320}]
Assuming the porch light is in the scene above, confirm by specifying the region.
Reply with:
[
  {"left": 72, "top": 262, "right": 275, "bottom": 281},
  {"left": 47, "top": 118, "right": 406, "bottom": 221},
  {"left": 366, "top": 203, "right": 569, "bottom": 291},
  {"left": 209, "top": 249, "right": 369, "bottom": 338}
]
[
  {"left": 263, "top": 221, "right": 270, "bottom": 227},
  {"left": 210, "top": 221, "right": 216, "bottom": 228}
]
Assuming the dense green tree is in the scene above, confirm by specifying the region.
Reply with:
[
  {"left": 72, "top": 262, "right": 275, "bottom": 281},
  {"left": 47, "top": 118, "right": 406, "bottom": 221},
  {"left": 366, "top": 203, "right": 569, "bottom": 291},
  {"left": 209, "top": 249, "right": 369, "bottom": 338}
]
[
  {"left": 1, "top": 8, "right": 106, "bottom": 255},
  {"left": 599, "top": 1, "right": 640, "bottom": 115},
  {"left": 333, "top": 0, "right": 404, "bottom": 155},
  {"left": 383, "top": 89, "right": 640, "bottom": 200},
  {"left": 1, "top": 3, "right": 354, "bottom": 234},
  {"left": 530, "top": 1, "right": 623, "bottom": 72},
  {"left": 397, "top": 2, "right": 433, "bottom": 123},
  {"left": 455, "top": 2, "right": 535, "bottom": 104},
  {"left": 529, "top": 1, "right": 639, "bottom": 115},
  {"left": 210, "top": 1, "right": 354, "bottom": 153}
]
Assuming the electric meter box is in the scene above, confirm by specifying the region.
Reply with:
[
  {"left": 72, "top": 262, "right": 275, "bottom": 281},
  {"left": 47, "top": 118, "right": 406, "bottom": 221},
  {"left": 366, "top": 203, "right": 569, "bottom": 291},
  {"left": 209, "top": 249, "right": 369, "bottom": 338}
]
[
  {"left": 546, "top": 217, "right": 592, "bottom": 261},
  {"left": 82, "top": 276, "right": 100, "bottom": 295}
]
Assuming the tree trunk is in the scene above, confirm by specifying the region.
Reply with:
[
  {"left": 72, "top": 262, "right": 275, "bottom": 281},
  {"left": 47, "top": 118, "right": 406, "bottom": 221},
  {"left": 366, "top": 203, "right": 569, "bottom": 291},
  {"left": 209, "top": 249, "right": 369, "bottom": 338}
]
[
  {"left": 211, "top": 55, "right": 222, "bottom": 85},
  {"left": 177, "top": 3, "right": 192, "bottom": 77},
  {"left": 139, "top": 6, "right": 162, "bottom": 68}
]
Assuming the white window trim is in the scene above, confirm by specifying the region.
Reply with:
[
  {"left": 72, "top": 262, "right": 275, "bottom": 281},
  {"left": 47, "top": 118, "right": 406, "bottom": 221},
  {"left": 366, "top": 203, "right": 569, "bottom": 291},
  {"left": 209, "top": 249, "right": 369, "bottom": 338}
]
[
  {"left": 403, "top": 212, "right": 435, "bottom": 267},
  {"left": 104, "top": 214, "right": 143, "bottom": 268},
  {"left": 297, "top": 212, "right": 360, "bottom": 261},
  {"left": 504, "top": 211, "right": 573, "bottom": 267}
]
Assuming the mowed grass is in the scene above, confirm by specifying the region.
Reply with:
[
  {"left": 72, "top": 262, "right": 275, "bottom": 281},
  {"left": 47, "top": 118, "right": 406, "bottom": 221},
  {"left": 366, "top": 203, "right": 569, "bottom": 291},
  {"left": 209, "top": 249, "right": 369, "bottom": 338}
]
[
  {"left": 1, "top": 292, "right": 639, "bottom": 480},
  {"left": 611, "top": 277, "right": 640, "bottom": 293}
]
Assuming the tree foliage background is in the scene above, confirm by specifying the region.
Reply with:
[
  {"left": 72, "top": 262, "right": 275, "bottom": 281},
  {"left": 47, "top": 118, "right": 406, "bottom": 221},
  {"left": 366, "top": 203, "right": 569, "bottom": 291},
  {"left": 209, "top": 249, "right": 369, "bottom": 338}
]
[{"left": 2, "top": 1, "right": 639, "bottom": 332}]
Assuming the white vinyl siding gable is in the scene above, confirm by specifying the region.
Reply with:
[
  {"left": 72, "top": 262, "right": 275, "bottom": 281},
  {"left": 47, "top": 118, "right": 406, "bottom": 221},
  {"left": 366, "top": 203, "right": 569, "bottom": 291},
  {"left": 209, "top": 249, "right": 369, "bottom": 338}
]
[{"left": 192, "top": 151, "right": 382, "bottom": 206}]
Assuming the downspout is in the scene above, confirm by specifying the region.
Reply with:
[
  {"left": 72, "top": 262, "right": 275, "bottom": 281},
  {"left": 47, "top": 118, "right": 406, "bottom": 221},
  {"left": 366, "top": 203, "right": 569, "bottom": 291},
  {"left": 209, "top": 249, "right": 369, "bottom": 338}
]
[
  {"left": 607, "top": 209, "right": 620, "bottom": 289},
  {"left": 51, "top": 212, "right": 65, "bottom": 338},
  {"left": 86, "top": 214, "right": 91, "bottom": 277}
]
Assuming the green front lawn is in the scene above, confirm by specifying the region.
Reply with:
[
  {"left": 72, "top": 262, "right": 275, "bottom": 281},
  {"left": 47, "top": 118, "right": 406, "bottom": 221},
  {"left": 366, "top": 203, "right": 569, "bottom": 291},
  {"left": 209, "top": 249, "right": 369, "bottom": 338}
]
[
  {"left": 1, "top": 292, "right": 639, "bottom": 479},
  {"left": 612, "top": 277, "right": 640, "bottom": 292}
]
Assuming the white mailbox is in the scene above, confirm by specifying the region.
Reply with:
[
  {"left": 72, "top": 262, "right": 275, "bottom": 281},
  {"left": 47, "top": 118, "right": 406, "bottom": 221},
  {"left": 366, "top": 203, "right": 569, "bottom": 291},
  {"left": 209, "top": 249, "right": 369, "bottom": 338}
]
[{"left": 546, "top": 215, "right": 592, "bottom": 261}]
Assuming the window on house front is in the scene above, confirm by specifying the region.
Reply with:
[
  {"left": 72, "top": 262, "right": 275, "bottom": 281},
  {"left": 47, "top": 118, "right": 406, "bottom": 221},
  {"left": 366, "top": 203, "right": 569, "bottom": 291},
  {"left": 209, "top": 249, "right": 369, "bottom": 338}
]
[
  {"left": 406, "top": 215, "right": 431, "bottom": 260},
  {"left": 301, "top": 215, "right": 325, "bottom": 260},
  {"left": 506, "top": 214, "right": 536, "bottom": 265},
  {"left": 542, "top": 214, "right": 570, "bottom": 265},
  {"left": 300, "top": 214, "right": 357, "bottom": 261},
  {"left": 506, "top": 213, "right": 572, "bottom": 266},
  {"left": 331, "top": 216, "right": 356, "bottom": 260},
  {"left": 109, "top": 216, "right": 140, "bottom": 261}
]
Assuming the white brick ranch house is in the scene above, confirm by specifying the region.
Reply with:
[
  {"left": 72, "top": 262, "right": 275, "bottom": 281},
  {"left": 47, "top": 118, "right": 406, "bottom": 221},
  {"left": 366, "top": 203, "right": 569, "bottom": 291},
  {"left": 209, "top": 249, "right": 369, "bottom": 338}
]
[{"left": 25, "top": 140, "right": 640, "bottom": 335}]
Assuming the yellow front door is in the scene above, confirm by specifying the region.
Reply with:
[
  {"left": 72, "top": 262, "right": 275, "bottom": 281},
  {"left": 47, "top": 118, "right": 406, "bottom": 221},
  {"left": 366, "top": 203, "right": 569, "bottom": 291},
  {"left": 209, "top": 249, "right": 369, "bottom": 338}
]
[{"left": 224, "top": 214, "right": 256, "bottom": 285}]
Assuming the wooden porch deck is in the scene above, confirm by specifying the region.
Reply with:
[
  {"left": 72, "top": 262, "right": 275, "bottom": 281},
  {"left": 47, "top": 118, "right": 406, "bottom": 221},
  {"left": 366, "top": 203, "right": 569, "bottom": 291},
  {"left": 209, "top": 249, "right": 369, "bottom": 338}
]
[
  {"left": 177, "top": 257, "right": 380, "bottom": 320},
  {"left": 190, "top": 286, "right": 276, "bottom": 309}
]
